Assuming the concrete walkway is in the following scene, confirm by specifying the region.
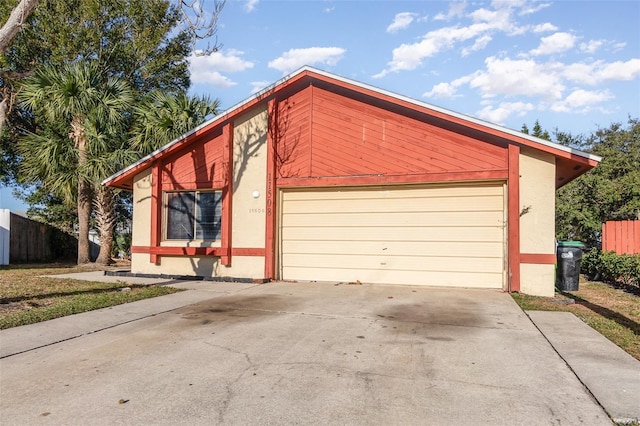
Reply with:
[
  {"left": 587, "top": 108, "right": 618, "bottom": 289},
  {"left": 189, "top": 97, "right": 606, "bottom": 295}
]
[
  {"left": 527, "top": 310, "right": 640, "bottom": 424},
  {"left": 0, "top": 278, "right": 261, "bottom": 359},
  {"left": 0, "top": 271, "right": 637, "bottom": 424}
]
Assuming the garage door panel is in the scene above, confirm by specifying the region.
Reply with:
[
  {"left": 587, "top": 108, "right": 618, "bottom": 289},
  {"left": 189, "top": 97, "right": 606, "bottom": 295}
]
[
  {"left": 283, "top": 211, "right": 504, "bottom": 227},
  {"left": 283, "top": 266, "right": 502, "bottom": 288},
  {"left": 282, "top": 226, "right": 504, "bottom": 243},
  {"left": 283, "top": 184, "right": 503, "bottom": 201},
  {"left": 280, "top": 183, "right": 505, "bottom": 289},
  {"left": 283, "top": 196, "right": 503, "bottom": 214},
  {"left": 283, "top": 253, "right": 503, "bottom": 274},
  {"left": 282, "top": 240, "right": 504, "bottom": 258}
]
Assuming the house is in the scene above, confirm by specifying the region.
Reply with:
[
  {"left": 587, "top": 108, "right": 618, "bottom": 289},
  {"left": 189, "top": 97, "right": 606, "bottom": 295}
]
[{"left": 103, "top": 67, "right": 600, "bottom": 296}]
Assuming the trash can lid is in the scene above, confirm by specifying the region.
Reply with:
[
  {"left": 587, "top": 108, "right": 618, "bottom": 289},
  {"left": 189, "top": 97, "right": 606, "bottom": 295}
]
[{"left": 557, "top": 241, "right": 586, "bottom": 248}]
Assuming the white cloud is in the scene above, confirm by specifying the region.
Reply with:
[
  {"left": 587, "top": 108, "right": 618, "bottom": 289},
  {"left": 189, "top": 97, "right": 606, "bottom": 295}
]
[
  {"left": 476, "top": 101, "right": 535, "bottom": 124},
  {"left": 462, "top": 34, "right": 492, "bottom": 56},
  {"left": 423, "top": 82, "right": 459, "bottom": 99},
  {"left": 268, "top": 47, "right": 346, "bottom": 74},
  {"left": 375, "top": 1, "right": 530, "bottom": 78},
  {"left": 250, "top": 81, "right": 271, "bottom": 94},
  {"left": 532, "top": 22, "right": 557, "bottom": 33},
  {"left": 530, "top": 32, "right": 577, "bottom": 56},
  {"left": 469, "top": 56, "right": 565, "bottom": 100},
  {"left": 612, "top": 42, "right": 627, "bottom": 52},
  {"left": 594, "top": 59, "right": 640, "bottom": 81},
  {"left": 374, "top": 23, "right": 495, "bottom": 77},
  {"left": 423, "top": 75, "right": 472, "bottom": 98},
  {"left": 245, "top": 0, "right": 259, "bottom": 12},
  {"left": 518, "top": 2, "right": 551, "bottom": 15},
  {"left": 324, "top": 6, "right": 335, "bottom": 13},
  {"left": 378, "top": 0, "right": 636, "bottom": 122},
  {"left": 433, "top": 2, "right": 467, "bottom": 21},
  {"left": 188, "top": 49, "right": 254, "bottom": 87},
  {"left": 192, "top": 71, "right": 236, "bottom": 88},
  {"left": 579, "top": 40, "right": 604, "bottom": 54},
  {"left": 563, "top": 59, "right": 640, "bottom": 85},
  {"left": 424, "top": 53, "right": 637, "bottom": 122},
  {"left": 551, "top": 89, "right": 613, "bottom": 113},
  {"left": 387, "top": 12, "right": 417, "bottom": 33},
  {"left": 561, "top": 62, "right": 595, "bottom": 85},
  {"left": 376, "top": 1, "right": 571, "bottom": 78}
]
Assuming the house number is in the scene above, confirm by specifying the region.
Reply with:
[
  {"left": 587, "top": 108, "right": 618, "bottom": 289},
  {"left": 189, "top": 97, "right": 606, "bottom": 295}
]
[{"left": 249, "top": 208, "right": 265, "bottom": 214}]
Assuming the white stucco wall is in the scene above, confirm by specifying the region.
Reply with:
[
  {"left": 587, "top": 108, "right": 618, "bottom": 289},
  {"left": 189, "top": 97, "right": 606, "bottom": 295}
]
[
  {"left": 232, "top": 106, "right": 268, "bottom": 250},
  {"left": 519, "top": 148, "right": 556, "bottom": 297},
  {"left": 131, "top": 169, "right": 152, "bottom": 247}
]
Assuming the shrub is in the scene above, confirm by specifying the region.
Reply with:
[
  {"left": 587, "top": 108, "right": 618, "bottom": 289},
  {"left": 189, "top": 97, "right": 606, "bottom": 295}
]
[{"left": 582, "top": 248, "right": 640, "bottom": 287}]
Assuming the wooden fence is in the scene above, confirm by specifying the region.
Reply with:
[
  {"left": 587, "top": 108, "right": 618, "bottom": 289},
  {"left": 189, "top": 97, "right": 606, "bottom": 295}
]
[
  {"left": 9, "top": 213, "right": 77, "bottom": 263},
  {"left": 601, "top": 220, "right": 640, "bottom": 255}
]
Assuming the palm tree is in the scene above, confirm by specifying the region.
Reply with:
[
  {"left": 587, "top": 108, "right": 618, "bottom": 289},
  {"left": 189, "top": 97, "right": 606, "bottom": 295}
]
[
  {"left": 19, "top": 62, "right": 133, "bottom": 264},
  {"left": 87, "top": 131, "right": 138, "bottom": 265},
  {"left": 131, "top": 91, "right": 220, "bottom": 155}
]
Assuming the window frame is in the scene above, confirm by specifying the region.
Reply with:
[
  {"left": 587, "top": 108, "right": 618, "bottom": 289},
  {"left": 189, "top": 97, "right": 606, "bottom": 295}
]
[{"left": 163, "top": 190, "right": 222, "bottom": 242}]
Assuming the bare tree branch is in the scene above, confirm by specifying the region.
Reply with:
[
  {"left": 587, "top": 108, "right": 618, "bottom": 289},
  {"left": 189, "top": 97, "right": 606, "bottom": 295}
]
[
  {"left": 178, "top": 0, "right": 225, "bottom": 56},
  {"left": 0, "top": 0, "right": 39, "bottom": 54},
  {"left": 0, "top": 0, "right": 38, "bottom": 133}
]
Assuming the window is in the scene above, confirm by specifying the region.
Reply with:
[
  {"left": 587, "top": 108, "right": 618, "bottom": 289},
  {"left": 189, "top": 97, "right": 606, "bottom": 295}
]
[{"left": 165, "top": 191, "right": 222, "bottom": 240}]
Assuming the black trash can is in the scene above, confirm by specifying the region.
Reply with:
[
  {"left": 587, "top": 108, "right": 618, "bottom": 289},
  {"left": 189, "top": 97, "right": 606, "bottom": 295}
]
[{"left": 556, "top": 241, "right": 585, "bottom": 291}]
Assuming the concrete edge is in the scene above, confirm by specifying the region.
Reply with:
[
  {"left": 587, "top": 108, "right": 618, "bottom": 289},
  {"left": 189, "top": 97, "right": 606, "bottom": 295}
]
[{"left": 526, "top": 310, "right": 640, "bottom": 424}]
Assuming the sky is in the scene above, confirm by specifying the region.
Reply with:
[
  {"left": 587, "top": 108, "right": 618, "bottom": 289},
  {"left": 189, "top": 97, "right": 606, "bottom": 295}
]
[{"left": 2, "top": 0, "right": 639, "bottom": 211}]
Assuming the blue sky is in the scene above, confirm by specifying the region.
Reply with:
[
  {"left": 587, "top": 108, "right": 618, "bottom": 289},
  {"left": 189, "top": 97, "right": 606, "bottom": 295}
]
[
  {"left": 189, "top": 0, "right": 640, "bottom": 134},
  {"left": 2, "top": 0, "right": 639, "bottom": 211}
]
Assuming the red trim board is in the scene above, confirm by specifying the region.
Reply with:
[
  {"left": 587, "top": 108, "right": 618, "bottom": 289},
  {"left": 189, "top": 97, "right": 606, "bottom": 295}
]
[
  {"left": 508, "top": 144, "right": 520, "bottom": 292},
  {"left": 520, "top": 253, "right": 556, "bottom": 264}
]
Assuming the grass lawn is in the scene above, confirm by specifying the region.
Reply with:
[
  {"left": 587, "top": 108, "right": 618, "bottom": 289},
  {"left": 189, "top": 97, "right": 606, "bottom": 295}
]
[
  {"left": 512, "top": 279, "right": 640, "bottom": 361},
  {"left": 0, "top": 263, "right": 182, "bottom": 329}
]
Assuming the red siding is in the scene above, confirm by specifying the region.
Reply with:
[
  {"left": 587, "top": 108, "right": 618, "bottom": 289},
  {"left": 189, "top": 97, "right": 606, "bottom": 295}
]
[
  {"left": 161, "top": 131, "right": 226, "bottom": 190},
  {"left": 275, "top": 85, "right": 508, "bottom": 184},
  {"left": 272, "top": 88, "right": 312, "bottom": 178}
]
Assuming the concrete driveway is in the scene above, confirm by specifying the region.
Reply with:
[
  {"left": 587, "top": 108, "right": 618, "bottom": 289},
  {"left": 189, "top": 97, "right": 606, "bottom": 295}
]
[{"left": 0, "top": 281, "right": 612, "bottom": 425}]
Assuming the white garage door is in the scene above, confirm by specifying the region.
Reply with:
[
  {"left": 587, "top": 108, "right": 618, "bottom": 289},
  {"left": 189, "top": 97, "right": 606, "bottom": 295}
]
[{"left": 279, "top": 183, "right": 506, "bottom": 288}]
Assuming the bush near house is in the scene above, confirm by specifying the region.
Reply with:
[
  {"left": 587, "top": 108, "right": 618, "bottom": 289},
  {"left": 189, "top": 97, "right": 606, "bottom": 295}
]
[{"left": 582, "top": 248, "right": 640, "bottom": 288}]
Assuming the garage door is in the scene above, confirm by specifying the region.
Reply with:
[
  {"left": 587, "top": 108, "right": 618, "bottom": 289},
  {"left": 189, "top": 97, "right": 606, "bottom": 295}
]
[{"left": 279, "top": 183, "right": 506, "bottom": 288}]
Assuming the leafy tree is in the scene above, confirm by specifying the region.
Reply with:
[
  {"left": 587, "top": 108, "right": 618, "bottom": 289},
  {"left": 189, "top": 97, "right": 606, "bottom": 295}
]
[
  {"left": 0, "top": 0, "right": 194, "bottom": 181},
  {"left": 556, "top": 119, "right": 640, "bottom": 246},
  {"left": 521, "top": 119, "right": 550, "bottom": 140},
  {"left": 19, "top": 62, "right": 134, "bottom": 264},
  {"left": 132, "top": 91, "right": 220, "bottom": 155},
  {"left": 0, "top": 0, "right": 224, "bottom": 133},
  {"left": 2, "top": 0, "right": 224, "bottom": 264},
  {"left": 16, "top": 187, "right": 77, "bottom": 234}
]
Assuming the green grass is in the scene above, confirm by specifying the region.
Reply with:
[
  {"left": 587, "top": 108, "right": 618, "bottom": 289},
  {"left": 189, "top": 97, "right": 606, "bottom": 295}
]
[{"left": 0, "top": 263, "right": 181, "bottom": 329}]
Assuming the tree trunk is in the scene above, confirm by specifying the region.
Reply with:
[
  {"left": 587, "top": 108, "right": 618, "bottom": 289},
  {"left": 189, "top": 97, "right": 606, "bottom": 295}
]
[
  {"left": 94, "top": 186, "right": 115, "bottom": 265},
  {"left": 77, "top": 179, "right": 92, "bottom": 264},
  {"left": 0, "top": 0, "right": 39, "bottom": 53},
  {"left": 0, "top": 97, "right": 7, "bottom": 136},
  {"left": 73, "top": 117, "right": 92, "bottom": 264}
]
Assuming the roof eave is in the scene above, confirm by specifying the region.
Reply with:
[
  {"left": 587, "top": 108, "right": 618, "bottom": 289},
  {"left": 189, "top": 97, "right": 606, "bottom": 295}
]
[{"left": 103, "top": 65, "right": 601, "bottom": 189}]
